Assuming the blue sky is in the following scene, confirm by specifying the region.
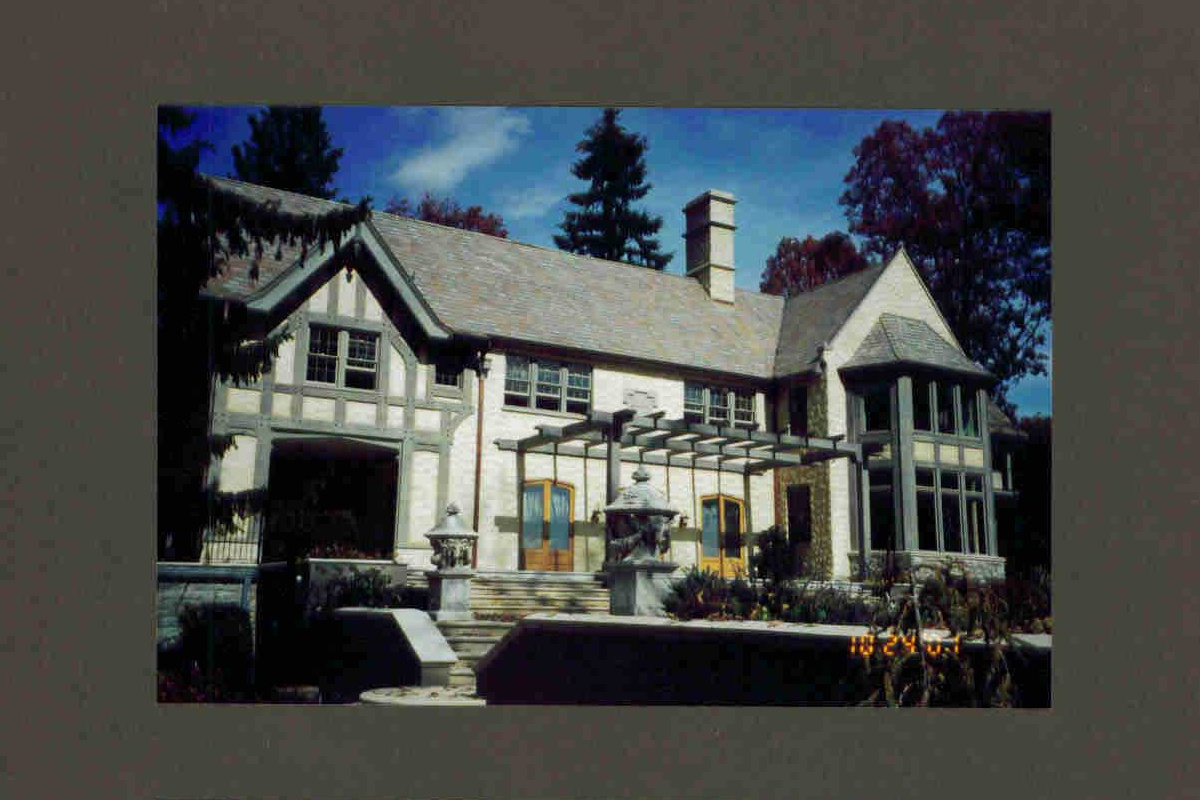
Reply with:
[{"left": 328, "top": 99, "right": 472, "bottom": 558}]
[{"left": 177, "top": 105, "right": 1051, "bottom": 416}]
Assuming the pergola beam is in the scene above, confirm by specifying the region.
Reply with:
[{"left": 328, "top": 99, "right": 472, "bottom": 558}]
[{"left": 497, "top": 439, "right": 756, "bottom": 475}]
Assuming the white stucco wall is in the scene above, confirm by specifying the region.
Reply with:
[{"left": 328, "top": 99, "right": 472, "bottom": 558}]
[{"left": 466, "top": 350, "right": 775, "bottom": 573}]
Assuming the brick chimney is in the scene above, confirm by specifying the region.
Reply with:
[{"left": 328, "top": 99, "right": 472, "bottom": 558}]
[{"left": 683, "top": 189, "right": 736, "bottom": 304}]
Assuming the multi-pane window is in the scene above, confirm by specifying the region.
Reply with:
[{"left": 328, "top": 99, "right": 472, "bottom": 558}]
[
  {"left": 683, "top": 384, "right": 705, "bottom": 423},
  {"left": 344, "top": 331, "right": 378, "bottom": 390},
  {"left": 734, "top": 392, "right": 755, "bottom": 425},
  {"left": 504, "top": 356, "right": 532, "bottom": 405},
  {"left": 683, "top": 383, "right": 756, "bottom": 427},
  {"left": 565, "top": 366, "right": 591, "bottom": 415},
  {"left": 707, "top": 387, "right": 730, "bottom": 425},
  {"left": 306, "top": 325, "right": 339, "bottom": 384},
  {"left": 306, "top": 325, "right": 377, "bottom": 390},
  {"left": 434, "top": 364, "right": 463, "bottom": 389},
  {"left": 535, "top": 361, "right": 564, "bottom": 411},
  {"left": 504, "top": 355, "right": 592, "bottom": 414}
]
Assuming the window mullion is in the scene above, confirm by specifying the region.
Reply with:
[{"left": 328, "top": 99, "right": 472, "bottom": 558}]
[{"left": 337, "top": 330, "right": 348, "bottom": 387}]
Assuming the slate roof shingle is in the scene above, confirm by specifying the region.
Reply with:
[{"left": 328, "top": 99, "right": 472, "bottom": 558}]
[
  {"left": 199, "top": 175, "right": 1007, "bottom": 437},
  {"left": 203, "top": 176, "right": 784, "bottom": 379},
  {"left": 841, "top": 313, "right": 992, "bottom": 379},
  {"left": 772, "top": 265, "right": 886, "bottom": 377}
]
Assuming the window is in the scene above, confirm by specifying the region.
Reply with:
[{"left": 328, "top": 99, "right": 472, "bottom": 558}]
[
  {"left": 940, "top": 472, "right": 962, "bottom": 552},
  {"left": 536, "top": 361, "right": 564, "bottom": 411},
  {"left": 344, "top": 331, "right": 378, "bottom": 390},
  {"left": 788, "top": 385, "right": 809, "bottom": 436},
  {"left": 306, "top": 325, "right": 339, "bottom": 384},
  {"left": 913, "top": 378, "right": 932, "bottom": 432},
  {"left": 684, "top": 384, "right": 705, "bottom": 423},
  {"left": 504, "top": 356, "right": 532, "bottom": 405},
  {"left": 936, "top": 382, "right": 958, "bottom": 434},
  {"left": 863, "top": 385, "right": 891, "bottom": 432},
  {"left": 434, "top": 363, "right": 463, "bottom": 389},
  {"left": 734, "top": 391, "right": 755, "bottom": 425},
  {"left": 961, "top": 388, "right": 980, "bottom": 438},
  {"left": 683, "top": 383, "right": 756, "bottom": 427},
  {"left": 868, "top": 467, "right": 896, "bottom": 550},
  {"left": 306, "top": 325, "right": 378, "bottom": 390},
  {"left": 916, "top": 468, "right": 938, "bottom": 551},
  {"left": 504, "top": 355, "right": 592, "bottom": 414},
  {"left": 565, "top": 366, "right": 591, "bottom": 415}
]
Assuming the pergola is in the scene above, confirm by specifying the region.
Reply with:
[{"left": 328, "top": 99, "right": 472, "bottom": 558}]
[{"left": 497, "top": 409, "right": 883, "bottom": 556}]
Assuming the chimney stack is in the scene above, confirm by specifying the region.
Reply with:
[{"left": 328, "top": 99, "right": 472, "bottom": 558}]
[{"left": 683, "top": 189, "right": 736, "bottom": 304}]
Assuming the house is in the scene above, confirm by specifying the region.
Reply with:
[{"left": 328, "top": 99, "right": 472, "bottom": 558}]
[{"left": 184, "top": 176, "right": 1023, "bottom": 591}]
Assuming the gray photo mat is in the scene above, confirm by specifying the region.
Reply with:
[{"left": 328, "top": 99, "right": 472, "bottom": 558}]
[{"left": 2, "top": 1, "right": 1197, "bottom": 799}]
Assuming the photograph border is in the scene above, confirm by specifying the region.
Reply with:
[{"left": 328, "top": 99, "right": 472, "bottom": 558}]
[{"left": 3, "top": 1, "right": 1197, "bottom": 798}]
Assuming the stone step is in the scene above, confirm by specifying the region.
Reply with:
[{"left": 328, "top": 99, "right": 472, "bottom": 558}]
[{"left": 435, "top": 620, "right": 514, "bottom": 636}]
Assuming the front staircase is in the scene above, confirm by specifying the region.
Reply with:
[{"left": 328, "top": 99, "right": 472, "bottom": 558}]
[{"left": 427, "top": 571, "right": 610, "bottom": 689}]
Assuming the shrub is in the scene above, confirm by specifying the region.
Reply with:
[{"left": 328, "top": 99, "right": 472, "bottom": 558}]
[
  {"left": 318, "top": 566, "right": 404, "bottom": 612},
  {"left": 163, "top": 602, "right": 254, "bottom": 701},
  {"left": 663, "top": 567, "right": 741, "bottom": 620}
]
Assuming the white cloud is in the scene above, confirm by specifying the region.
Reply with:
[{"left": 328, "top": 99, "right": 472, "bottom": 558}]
[
  {"left": 499, "top": 184, "right": 565, "bottom": 221},
  {"left": 392, "top": 107, "right": 531, "bottom": 193}
]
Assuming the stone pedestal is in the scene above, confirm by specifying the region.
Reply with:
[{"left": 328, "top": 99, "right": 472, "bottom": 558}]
[
  {"left": 426, "top": 568, "right": 475, "bottom": 621},
  {"left": 608, "top": 559, "right": 678, "bottom": 617}
]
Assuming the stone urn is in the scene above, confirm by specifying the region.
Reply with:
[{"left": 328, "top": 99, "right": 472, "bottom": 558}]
[
  {"left": 424, "top": 503, "right": 479, "bottom": 621},
  {"left": 604, "top": 466, "right": 680, "bottom": 617}
]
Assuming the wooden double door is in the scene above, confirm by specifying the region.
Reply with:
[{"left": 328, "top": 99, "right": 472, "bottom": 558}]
[
  {"left": 521, "top": 480, "right": 574, "bottom": 571},
  {"left": 699, "top": 494, "right": 745, "bottom": 578}
]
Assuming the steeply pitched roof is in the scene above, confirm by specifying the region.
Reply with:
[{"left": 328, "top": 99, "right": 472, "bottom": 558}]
[
  {"left": 841, "top": 313, "right": 992, "bottom": 379},
  {"left": 772, "top": 265, "right": 886, "bottom": 377},
  {"left": 202, "top": 176, "right": 785, "bottom": 379}
]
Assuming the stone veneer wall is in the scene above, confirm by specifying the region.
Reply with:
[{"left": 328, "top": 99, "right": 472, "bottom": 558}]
[{"left": 773, "top": 373, "right": 834, "bottom": 580}]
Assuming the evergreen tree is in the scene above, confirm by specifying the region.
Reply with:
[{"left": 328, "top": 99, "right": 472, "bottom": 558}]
[
  {"left": 231, "top": 106, "right": 344, "bottom": 199},
  {"left": 554, "top": 108, "right": 672, "bottom": 269},
  {"left": 158, "top": 107, "right": 368, "bottom": 561}
]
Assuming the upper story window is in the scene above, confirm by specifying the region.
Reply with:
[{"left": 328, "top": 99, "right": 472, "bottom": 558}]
[
  {"left": 862, "top": 385, "right": 891, "bottom": 432},
  {"left": 683, "top": 383, "right": 756, "bottom": 427},
  {"left": 922, "top": 381, "right": 980, "bottom": 439},
  {"left": 788, "top": 384, "right": 809, "bottom": 436},
  {"left": 344, "top": 331, "right": 378, "bottom": 390},
  {"left": 505, "top": 355, "right": 592, "bottom": 414},
  {"left": 434, "top": 363, "right": 463, "bottom": 389},
  {"left": 306, "top": 324, "right": 378, "bottom": 390}
]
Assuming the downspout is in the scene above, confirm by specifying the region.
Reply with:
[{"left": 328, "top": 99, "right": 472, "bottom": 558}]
[{"left": 471, "top": 351, "right": 491, "bottom": 568}]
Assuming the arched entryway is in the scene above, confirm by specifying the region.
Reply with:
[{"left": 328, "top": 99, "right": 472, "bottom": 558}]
[{"left": 262, "top": 436, "right": 398, "bottom": 561}]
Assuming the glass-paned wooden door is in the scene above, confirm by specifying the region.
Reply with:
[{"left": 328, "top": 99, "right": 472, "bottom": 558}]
[
  {"left": 700, "top": 495, "right": 745, "bottom": 578},
  {"left": 520, "top": 481, "right": 574, "bottom": 571}
]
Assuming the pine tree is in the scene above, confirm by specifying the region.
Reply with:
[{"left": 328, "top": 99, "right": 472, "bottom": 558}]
[
  {"left": 553, "top": 108, "right": 672, "bottom": 270},
  {"left": 231, "top": 106, "right": 344, "bottom": 199},
  {"left": 158, "top": 107, "right": 368, "bottom": 561}
]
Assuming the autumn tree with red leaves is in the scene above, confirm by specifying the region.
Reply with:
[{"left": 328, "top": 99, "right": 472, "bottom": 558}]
[
  {"left": 385, "top": 194, "right": 508, "bottom": 238},
  {"left": 759, "top": 231, "right": 867, "bottom": 297},
  {"left": 840, "top": 111, "right": 1051, "bottom": 407}
]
